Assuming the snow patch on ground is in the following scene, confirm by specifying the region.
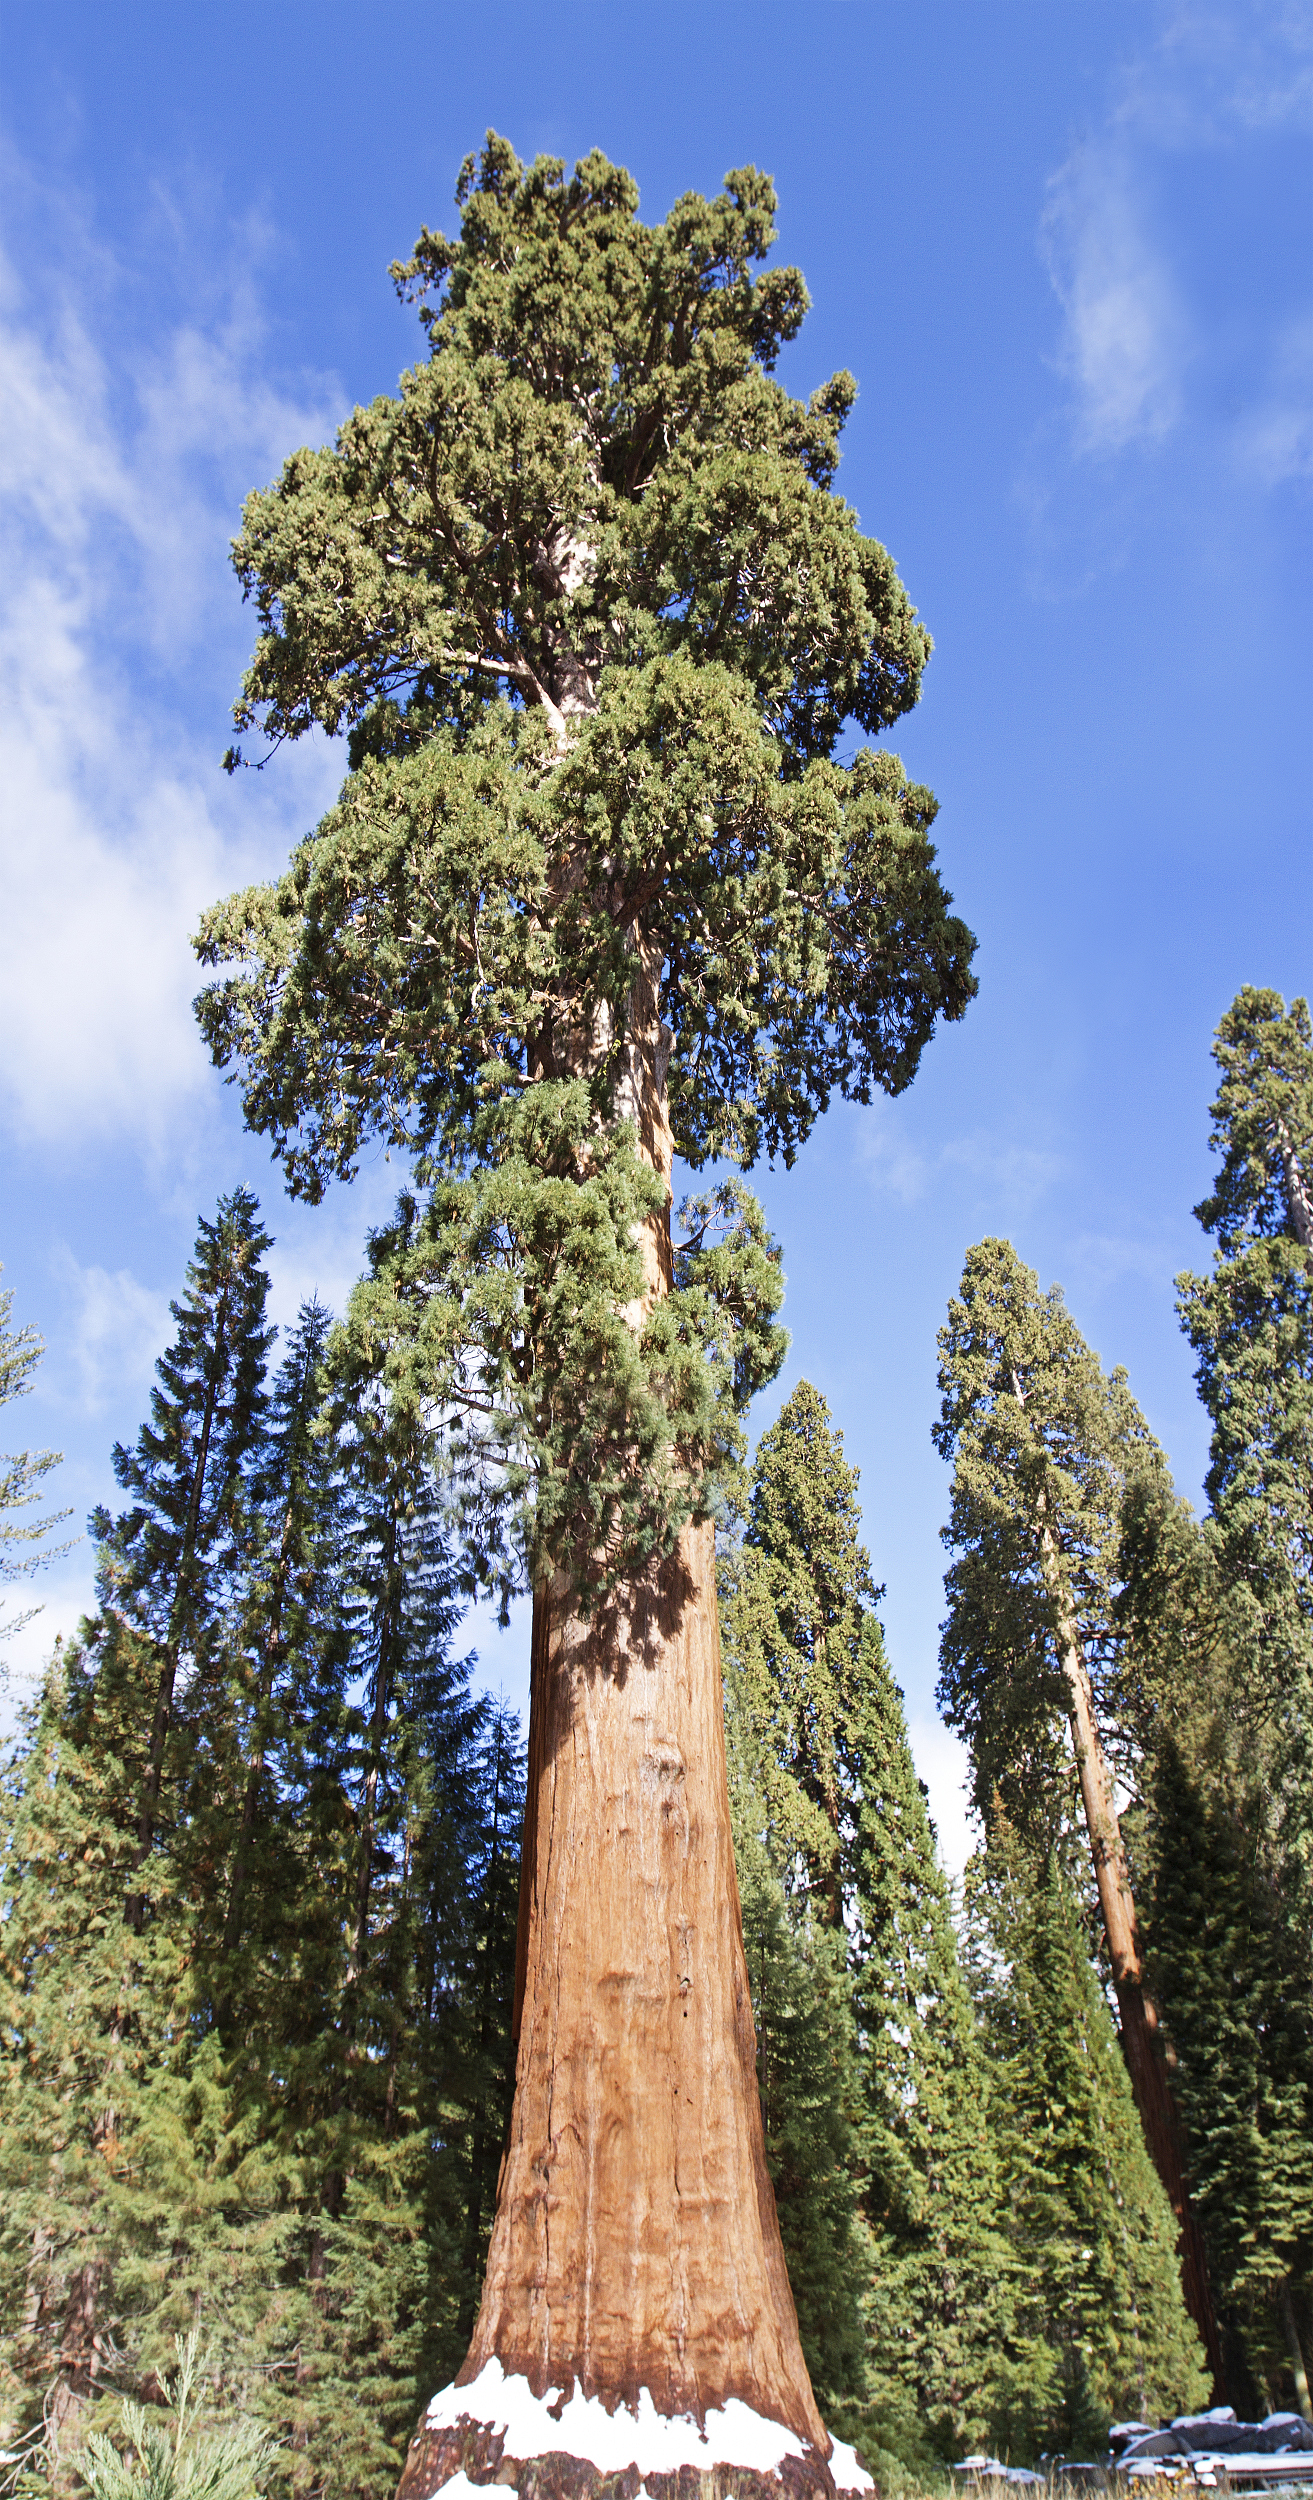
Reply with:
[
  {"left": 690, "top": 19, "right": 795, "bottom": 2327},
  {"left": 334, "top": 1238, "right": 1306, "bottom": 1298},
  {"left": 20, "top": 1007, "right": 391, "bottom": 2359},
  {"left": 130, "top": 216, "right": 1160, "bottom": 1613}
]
[{"left": 425, "top": 2360, "right": 872, "bottom": 2490}]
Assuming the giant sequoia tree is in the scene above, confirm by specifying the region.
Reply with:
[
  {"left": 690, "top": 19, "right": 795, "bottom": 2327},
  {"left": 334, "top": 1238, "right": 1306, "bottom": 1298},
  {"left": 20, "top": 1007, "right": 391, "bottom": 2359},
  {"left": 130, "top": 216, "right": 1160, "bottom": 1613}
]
[
  {"left": 197, "top": 138, "right": 975, "bottom": 2481},
  {"left": 934, "top": 1241, "right": 1219, "bottom": 2382}
]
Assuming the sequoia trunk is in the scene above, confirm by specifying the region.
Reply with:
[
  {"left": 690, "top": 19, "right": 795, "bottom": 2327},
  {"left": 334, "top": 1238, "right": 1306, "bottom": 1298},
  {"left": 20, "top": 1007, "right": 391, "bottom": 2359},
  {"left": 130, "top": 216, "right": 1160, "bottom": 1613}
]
[
  {"left": 397, "top": 942, "right": 830, "bottom": 2495},
  {"left": 464, "top": 1522, "right": 822, "bottom": 2439}
]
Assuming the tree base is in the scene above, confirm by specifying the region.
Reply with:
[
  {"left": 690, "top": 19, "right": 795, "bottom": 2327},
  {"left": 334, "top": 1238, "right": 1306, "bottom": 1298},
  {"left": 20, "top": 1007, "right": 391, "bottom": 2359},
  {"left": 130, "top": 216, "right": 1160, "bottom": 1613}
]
[{"left": 395, "top": 2367, "right": 871, "bottom": 2500}]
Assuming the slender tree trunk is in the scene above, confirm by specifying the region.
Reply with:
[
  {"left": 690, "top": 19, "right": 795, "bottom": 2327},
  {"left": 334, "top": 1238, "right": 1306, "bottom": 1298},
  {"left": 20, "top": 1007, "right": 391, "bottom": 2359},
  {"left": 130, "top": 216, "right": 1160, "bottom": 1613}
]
[
  {"left": 1280, "top": 2279, "right": 1313, "bottom": 2425},
  {"left": 1039, "top": 1521, "right": 1225, "bottom": 2387}
]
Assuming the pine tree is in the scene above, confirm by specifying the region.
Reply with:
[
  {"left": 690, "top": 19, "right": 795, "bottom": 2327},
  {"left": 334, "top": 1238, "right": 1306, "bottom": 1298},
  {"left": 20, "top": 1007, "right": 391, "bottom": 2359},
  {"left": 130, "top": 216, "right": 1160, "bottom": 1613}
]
[
  {"left": 94, "top": 1190, "right": 274, "bottom": 1929},
  {"left": 0, "top": 1266, "right": 72, "bottom": 1647},
  {"left": 934, "top": 1238, "right": 1220, "bottom": 2374},
  {"left": 1177, "top": 987, "right": 1313, "bottom": 1887},
  {"left": 196, "top": 133, "right": 977, "bottom": 2455},
  {"left": 0, "top": 1218, "right": 529, "bottom": 2500},
  {"left": 1144, "top": 1726, "right": 1313, "bottom": 2417},
  {"left": 724, "top": 1382, "right": 1018, "bottom": 2465},
  {"left": 722, "top": 1381, "right": 878, "bottom": 1912},
  {"left": 851, "top": 1651, "right": 1020, "bottom": 2467},
  {"left": 725, "top": 1677, "right": 868, "bottom": 2414},
  {"left": 1115, "top": 1475, "right": 1313, "bottom": 2417},
  {"left": 968, "top": 1835, "right": 1209, "bottom": 2460}
]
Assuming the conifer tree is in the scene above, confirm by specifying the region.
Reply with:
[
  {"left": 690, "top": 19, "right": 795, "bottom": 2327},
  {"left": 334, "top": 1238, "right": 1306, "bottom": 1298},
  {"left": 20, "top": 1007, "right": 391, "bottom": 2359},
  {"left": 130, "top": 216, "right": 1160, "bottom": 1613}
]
[
  {"left": 1, "top": 1222, "right": 528, "bottom": 2500},
  {"left": 968, "top": 1835, "right": 1209, "bottom": 2459},
  {"left": 94, "top": 1190, "right": 274, "bottom": 1928},
  {"left": 853, "top": 1661, "right": 1020, "bottom": 2466},
  {"left": 722, "top": 1381, "right": 878, "bottom": 1911},
  {"left": 196, "top": 134, "right": 977, "bottom": 2462},
  {"left": 724, "top": 1383, "right": 1018, "bottom": 2464},
  {"left": 724, "top": 1673, "right": 868, "bottom": 2415},
  {"left": 934, "top": 1239, "right": 1220, "bottom": 2375},
  {"left": 215, "top": 1295, "right": 352, "bottom": 2008},
  {"left": 1177, "top": 988, "right": 1313, "bottom": 1864},
  {"left": 0, "top": 1267, "right": 72, "bottom": 1646},
  {"left": 1116, "top": 1477, "right": 1313, "bottom": 2417}
]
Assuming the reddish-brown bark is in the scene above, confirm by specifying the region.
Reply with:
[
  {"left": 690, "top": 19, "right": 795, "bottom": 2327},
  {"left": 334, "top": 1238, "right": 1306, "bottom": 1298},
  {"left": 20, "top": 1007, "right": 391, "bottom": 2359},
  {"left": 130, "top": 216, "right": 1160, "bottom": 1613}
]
[
  {"left": 396, "top": 540, "right": 827, "bottom": 2482},
  {"left": 398, "top": 2411, "right": 847, "bottom": 2500},
  {"left": 458, "top": 1518, "right": 824, "bottom": 2446},
  {"left": 1043, "top": 1536, "right": 1224, "bottom": 2389}
]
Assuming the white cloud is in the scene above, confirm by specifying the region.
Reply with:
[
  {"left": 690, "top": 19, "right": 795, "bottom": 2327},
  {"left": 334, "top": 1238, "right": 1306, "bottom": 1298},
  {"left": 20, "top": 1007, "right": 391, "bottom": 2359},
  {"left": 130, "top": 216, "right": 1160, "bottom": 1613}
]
[
  {"left": 905, "top": 1711, "right": 976, "bottom": 1881},
  {"left": 856, "top": 1104, "right": 1066, "bottom": 1221},
  {"left": 48, "top": 1247, "right": 172, "bottom": 1414},
  {"left": 1237, "top": 306, "right": 1313, "bottom": 482},
  {"left": 0, "top": 225, "right": 344, "bottom": 1158},
  {"left": 1041, "top": 146, "right": 1187, "bottom": 455}
]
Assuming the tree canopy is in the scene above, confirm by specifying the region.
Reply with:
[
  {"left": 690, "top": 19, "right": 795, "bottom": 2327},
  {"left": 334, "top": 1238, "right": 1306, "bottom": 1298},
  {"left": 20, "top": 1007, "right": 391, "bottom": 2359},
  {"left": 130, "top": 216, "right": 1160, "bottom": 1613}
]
[{"left": 195, "top": 136, "right": 977, "bottom": 1600}]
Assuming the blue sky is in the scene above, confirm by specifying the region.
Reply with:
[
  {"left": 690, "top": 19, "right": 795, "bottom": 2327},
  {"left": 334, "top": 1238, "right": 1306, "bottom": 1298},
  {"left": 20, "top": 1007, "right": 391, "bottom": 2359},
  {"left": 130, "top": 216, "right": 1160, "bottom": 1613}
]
[{"left": 2, "top": 0, "right": 1310, "bottom": 1868}]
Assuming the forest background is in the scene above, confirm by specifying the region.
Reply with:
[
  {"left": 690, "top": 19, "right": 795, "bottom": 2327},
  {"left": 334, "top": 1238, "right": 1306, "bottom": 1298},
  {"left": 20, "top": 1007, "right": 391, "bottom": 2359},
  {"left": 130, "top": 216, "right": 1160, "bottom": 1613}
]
[{"left": 2, "top": 0, "right": 1309, "bottom": 1859}]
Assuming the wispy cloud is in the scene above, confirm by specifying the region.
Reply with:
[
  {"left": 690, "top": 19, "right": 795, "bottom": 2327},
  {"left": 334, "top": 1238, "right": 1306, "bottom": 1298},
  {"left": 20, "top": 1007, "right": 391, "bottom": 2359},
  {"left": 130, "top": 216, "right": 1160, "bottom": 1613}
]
[
  {"left": 856, "top": 1104, "right": 1067, "bottom": 1223},
  {"left": 1027, "top": 0, "right": 1312, "bottom": 579},
  {"left": 47, "top": 1247, "right": 172, "bottom": 1415},
  {"left": 0, "top": 207, "right": 343, "bottom": 1160},
  {"left": 1237, "top": 306, "right": 1313, "bottom": 483},
  {"left": 1041, "top": 147, "right": 1187, "bottom": 455}
]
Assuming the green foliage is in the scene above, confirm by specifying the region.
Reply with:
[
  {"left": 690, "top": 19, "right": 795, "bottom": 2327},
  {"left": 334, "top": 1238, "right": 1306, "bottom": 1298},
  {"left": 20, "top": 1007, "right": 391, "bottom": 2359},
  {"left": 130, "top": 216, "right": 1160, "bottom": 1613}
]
[
  {"left": 1176, "top": 987, "right": 1313, "bottom": 1794},
  {"left": 0, "top": 1206, "right": 525, "bottom": 2500},
  {"left": 723, "top": 1383, "right": 1022, "bottom": 2462},
  {"left": 731, "top": 1804, "right": 868, "bottom": 2412},
  {"left": 1144, "top": 1721, "right": 1313, "bottom": 2405},
  {"left": 195, "top": 134, "right": 976, "bottom": 1599},
  {"left": 722, "top": 1381, "right": 878, "bottom": 1904},
  {"left": 967, "top": 1837, "right": 1209, "bottom": 2457},
  {"left": 76, "top": 2332, "right": 276, "bottom": 2499},
  {"left": 933, "top": 1237, "right": 1166, "bottom": 1847},
  {"left": 0, "top": 1267, "right": 72, "bottom": 1648},
  {"left": 853, "top": 1662, "right": 1021, "bottom": 2464}
]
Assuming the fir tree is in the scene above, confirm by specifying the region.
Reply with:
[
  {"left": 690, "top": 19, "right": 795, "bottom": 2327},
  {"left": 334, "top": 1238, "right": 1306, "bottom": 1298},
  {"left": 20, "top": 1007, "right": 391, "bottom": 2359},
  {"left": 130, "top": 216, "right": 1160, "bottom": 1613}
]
[
  {"left": 1177, "top": 987, "right": 1313, "bottom": 1884},
  {"left": 934, "top": 1239, "right": 1220, "bottom": 2374},
  {"left": 725, "top": 1680, "right": 868, "bottom": 2413},
  {"left": 0, "top": 1266, "right": 72, "bottom": 1647},
  {"left": 724, "top": 1383, "right": 1018, "bottom": 2463},
  {"left": 94, "top": 1190, "right": 274, "bottom": 1928},
  {"left": 1116, "top": 1476, "right": 1313, "bottom": 2418},
  {"left": 722, "top": 1380, "right": 877, "bottom": 1913},
  {"left": 968, "top": 1835, "right": 1209, "bottom": 2459},
  {"left": 1145, "top": 1725, "right": 1313, "bottom": 2417},
  {"left": 852, "top": 1651, "right": 1021, "bottom": 2466}
]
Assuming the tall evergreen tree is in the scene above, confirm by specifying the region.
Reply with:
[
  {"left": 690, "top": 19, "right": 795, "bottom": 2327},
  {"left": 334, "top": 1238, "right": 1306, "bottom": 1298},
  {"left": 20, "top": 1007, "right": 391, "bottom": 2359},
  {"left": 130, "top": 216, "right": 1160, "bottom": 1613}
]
[
  {"left": 0, "top": 1266, "right": 72, "bottom": 1647},
  {"left": 1177, "top": 987, "right": 1313, "bottom": 1867},
  {"left": 93, "top": 1190, "right": 274, "bottom": 1929},
  {"left": 968, "top": 1834, "right": 1209, "bottom": 2459},
  {"left": 0, "top": 1227, "right": 527, "bottom": 2500},
  {"left": 1116, "top": 1475, "right": 1313, "bottom": 2418},
  {"left": 722, "top": 1381, "right": 878, "bottom": 1913},
  {"left": 852, "top": 1660, "right": 1021, "bottom": 2467},
  {"left": 934, "top": 1239, "right": 1220, "bottom": 2375},
  {"left": 196, "top": 134, "right": 977, "bottom": 2457},
  {"left": 724, "top": 1382, "right": 1018, "bottom": 2465}
]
